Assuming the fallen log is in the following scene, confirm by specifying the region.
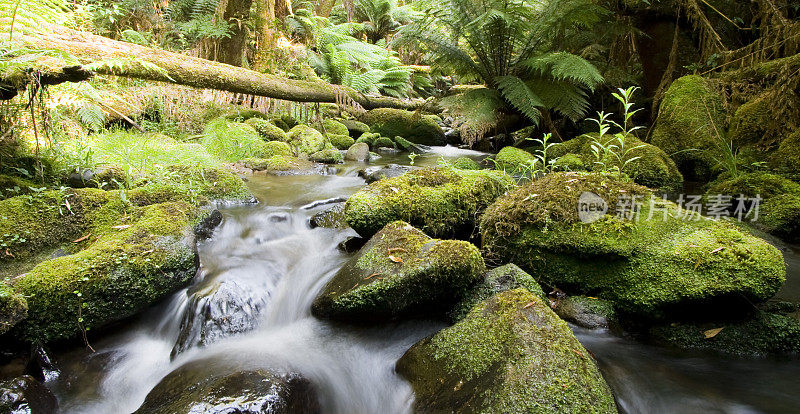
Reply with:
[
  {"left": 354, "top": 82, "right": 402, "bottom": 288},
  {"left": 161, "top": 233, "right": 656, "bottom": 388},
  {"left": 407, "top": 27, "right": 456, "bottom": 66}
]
[{"left": 5, "top": 26, "right": 427, "bottom": 111}]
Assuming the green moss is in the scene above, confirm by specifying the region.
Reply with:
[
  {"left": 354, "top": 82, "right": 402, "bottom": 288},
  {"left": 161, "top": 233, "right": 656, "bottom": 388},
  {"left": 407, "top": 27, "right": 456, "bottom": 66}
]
[
  {"left": 451, "top": 263, "right": 545, "bottom": 321},
  {"left": 494, "top": 147, "right": 535, "bottom": 174},
  {"left": 396, "top": 289, "right": 617, "bottom": 413},
  {"left": 393, "top": 136, "right": 418, "bottom": 151},
  {"left": 373, "top": 137, "right": 395, "bottom": 149},
  {"left": 452, "top": 157, "right": 481, "bottom": 170},
  {"left": 0, "top": 282, "right": 27, "bottom": 335},
  {"left": 650, "top": 312, "right": 800, "bottom": 356},
  {"left": 262, "top": 140, "right": 294, "bottom": 158},
  {"left": 729, "top": 92, "right": 771, "bottom": 147},
  {"left": 551, "top": 153, "right": 586, "bottom": 171},
  {"left": 650, "top": 75, "right": 728, "bottom": 180},
  {"left": 359, "top": 109, "right": 445, "bottom": 146},
  {"left": 320, "top": 119, "right": 350, "bottom": 136},
  {"left": 550, "top": 133, "right": 683, "bottom": 191},
  {"left": 480, "top": 172, "right": 786, "bottom": 318},
  {"left": 770, "top": 129, "right": 800, "bottom": 181},
  {"left": 201, "top": 118, "right": 273, "bottom": 162},
  {"left": 344, "top": 167, "right": 515, "bottom": 238},
  {"left": 552, "top": 296, "right": 617, "bottom": 329},
  {"left": 245, "top": 118, "right": 288, "bottom": 142},
  {"left": 14, "top": 200, "right": 204, "bottom": 342},
  {"left": 328, "top": 133, "right": 355, "bottom": 150},
  {"left": 707, "top": 171, "right": 800, "bottom": 199},
  {"left": 127, "top": 166, "right": 252, "bottom": 206},
  {"left": 286, "top": 125, "right": 328, "bottom": 156},
  {"left": 308, "top": 148, "right": 343, "bottom": 164},
  {"left": 311, "top": 221, "right": 485, "bottom": 322},
  {"left": 355, "top": 132, "right": 380, "bottom": 148},
  {"left": 269, "top": 116, "right": 290, "bottom": 131},
  {"left": 0, "top": 174, "right": 37, "bottom": 200},
  {"left": 252, "top": 155, "right": 314, "bottom": 172},
  {"left": 337, "top": 119, "right": 370, "bottom": 135}
]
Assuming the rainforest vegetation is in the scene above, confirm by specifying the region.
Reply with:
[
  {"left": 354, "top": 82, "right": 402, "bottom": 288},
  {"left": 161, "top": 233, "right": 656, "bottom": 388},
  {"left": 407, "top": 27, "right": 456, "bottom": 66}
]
[{"left": 0, "top": 0, "right": 799, "bottom": 412}]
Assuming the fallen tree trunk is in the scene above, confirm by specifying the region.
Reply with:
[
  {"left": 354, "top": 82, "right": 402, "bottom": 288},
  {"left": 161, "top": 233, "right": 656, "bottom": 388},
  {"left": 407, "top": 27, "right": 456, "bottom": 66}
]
[{"left": 14, "top": 27, "right": 426, "bottom": 111}]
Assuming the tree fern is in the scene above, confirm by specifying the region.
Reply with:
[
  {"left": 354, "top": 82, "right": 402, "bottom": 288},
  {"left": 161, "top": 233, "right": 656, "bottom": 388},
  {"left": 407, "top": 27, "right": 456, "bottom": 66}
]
[{"left": 495, "top": 75, "right": 543, "bottom": 124}]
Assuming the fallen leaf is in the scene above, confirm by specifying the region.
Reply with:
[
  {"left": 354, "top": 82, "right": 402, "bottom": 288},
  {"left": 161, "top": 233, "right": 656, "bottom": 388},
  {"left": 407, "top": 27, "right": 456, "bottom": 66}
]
[
  {"left": 703, "top": 327, "right": 724, "bottom": 338},
  {"left": 111, "top": 225, "right": 132, "bottom": 230},
  {"left": 364, "top": 273, "right": 382, "bottom": 280},
  {"left": 571, "top": 348, "right": 585, "bottom": 359},
  {"left": 389, "top": 255, "right": 403, "bottom": 263},
  {"left": 72, "top": 233, "right": 92, "bottom": 243}
]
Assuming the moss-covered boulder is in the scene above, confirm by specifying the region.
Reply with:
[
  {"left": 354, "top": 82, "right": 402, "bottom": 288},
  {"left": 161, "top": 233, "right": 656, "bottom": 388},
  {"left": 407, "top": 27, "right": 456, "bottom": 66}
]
[
  {"left": 649, "top": 311, "right": 800, "bottom": 356},
  {"left": 373, "top": 136, "right": 395, "bottom": 149},
  {"left": 286, "top": 125, "right": 328, "bottom": 156},
  {"left": 396, "top": 289, "right": 618, "bottom": 413},
  {"left": 311, "top": 221, "right": 485, "bottom": 322},
  {"left": 262, "top": 140, "right": 294, "bottom": 157},
  {"left": 769, "top": 129, "right": 800, "bottom": 181},
  {"left": 244, "top": 155, "right": 314, "bottom": 173},
  {"left": 707, "top": 171, "right": 800, "bottom": 242},
  {"left": 494, "top": 146, "right": 535, "bottom": 174},
  {"left": 0, "top": 174, "right": 37, "bottom": 200},
  {"left": 450, "top": 263, "right": 545, "bottom": 322},
  {"left": 12, "top": 194, "right": 210, "bottom": 342},
  {"left": 245, "top": 117, "right": 288, "bottom": 142},
  {"left": 354, "top": 132, "right": 380, "bottom": 147},
  {"left": 552, "top": 295, "right": 617, "bottom": 330},
  {"left": 452, "top": 157, "right": 481, "bottom": 170},
  {"left": 480, "top": 172, "right": 786, "bottom": 318},
  {"left": 729, "top": 92, "right": 771, "bottom": 147},
  {"left": 550, "top": 133, "right": 683, "bottom": 191},
  {"left": 0, "top": 283, "right": 27, "bottom": 335},
  {"left": 337, "top": 118, "right": 370, "bottom": 136},
  {"left": 360, "top": 109, "right": 445, "bottom": 146},
  {"left": 134, "top": 359, "right": 319, "bottom": 413},
  {"left": 344, "top": 167, "right": 514, "bottom": 238},
  {"left": 127, "top": 165, "right": 253, "bottom": 206},
  {"left": 551, "top": 153, "right": 586, "bottom": 171},
  {"left": 345, "top": 143, "right": 370, "bottom": 162},
  {"left": 328, "top": 133, "right": 355, "bottom": 150},
  {"left": 308, "top": 148, "right": 343, "bottom": 164},
  {"left": 318, "top": 118, "right": 350, "bottom": 136},
  {"left": 650, "top": 75, "right": 728, "bottom": 180}
]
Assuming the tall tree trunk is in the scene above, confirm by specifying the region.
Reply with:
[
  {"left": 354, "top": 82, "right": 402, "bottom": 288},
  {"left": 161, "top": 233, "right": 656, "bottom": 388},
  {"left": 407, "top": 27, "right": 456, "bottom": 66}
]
[
  {"left": 315, "top": 0, "right": 337, "bottom": 18},
  {"left": 214, "top": 0, "right": 255, "bottom": 66}
]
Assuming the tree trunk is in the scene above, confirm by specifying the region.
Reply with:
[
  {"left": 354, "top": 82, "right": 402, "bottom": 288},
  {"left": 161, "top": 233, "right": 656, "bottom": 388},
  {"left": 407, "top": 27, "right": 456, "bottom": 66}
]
[
  {"left": 17, "top": 27, "right": 424, "bottom": 110},
  {"left": 315, "top": 0, "right": 337, "bottom": 18}
]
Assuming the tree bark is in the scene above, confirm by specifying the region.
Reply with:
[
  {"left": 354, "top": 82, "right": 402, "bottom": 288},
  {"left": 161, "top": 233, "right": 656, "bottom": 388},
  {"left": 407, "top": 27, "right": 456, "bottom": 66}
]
[
  {"left": 215, "top": 0, "right": 255, "bottom": 66},
  {"left": 19, "top": 27, "right": 425, "bottom": 110}
]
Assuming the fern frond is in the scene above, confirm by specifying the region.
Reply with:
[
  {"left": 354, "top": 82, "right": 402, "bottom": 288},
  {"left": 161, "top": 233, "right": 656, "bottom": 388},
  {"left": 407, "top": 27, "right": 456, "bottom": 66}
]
[{"left": 523, "top": 52, "right": 603, "bottom": 91}]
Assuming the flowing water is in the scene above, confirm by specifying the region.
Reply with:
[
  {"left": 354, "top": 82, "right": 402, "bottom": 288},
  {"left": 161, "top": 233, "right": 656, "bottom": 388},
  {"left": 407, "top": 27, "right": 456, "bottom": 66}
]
[{"left": 41, "top": 147, "right": 800, "bottom": 413}]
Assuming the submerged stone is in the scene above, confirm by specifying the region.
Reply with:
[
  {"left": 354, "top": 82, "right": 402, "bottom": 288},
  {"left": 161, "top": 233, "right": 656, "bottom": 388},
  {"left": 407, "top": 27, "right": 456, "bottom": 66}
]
[
  {"left": 480, "top": 172, "right": 786, "bottom": 318},
  {"left": 311, "top": 221, "right": 485, "bottom": 322},
  {"left": 345, "top": 167, "right": 514, "bottom": 238},
  {"left": 396, "top": 289, "right": 618, "bottom": 413},
  {"left": 0, "top": 375, "right": 58, "bottom": 414},
  {"left": 134, "top": 359, "right": 319, "bottom": 414}
]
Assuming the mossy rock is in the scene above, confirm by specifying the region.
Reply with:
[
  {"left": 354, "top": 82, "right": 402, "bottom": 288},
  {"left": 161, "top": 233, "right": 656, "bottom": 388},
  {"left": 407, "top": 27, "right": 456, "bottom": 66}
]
[
  {"left": 551, "top": 153, "right": 586, "bottom": 171},
  {"left": 373, "top": 137, "right": 395, "bottom": 149},
  {"left": 494, "top": 147, "right": 535, "bottom": 174},
  {"left": 769, "top": 129, "right": 800, "bottom": 181},
  {"left": 344, "top": 143, "right": 370, "bottom": 162},
  {"left": 343, "top": 167, "right": 514, "bottom": 238},
  {"left": 318, "top": 119, "right": 350, "bottom": 136},
  {"left": 359, "top": 109, "right": 445, "bottom": 146},
  {"left": 729, "top": 92, "right": 771, "bottom": 147},
  {"left": 550, "top": 133, "right": 683, "bottom": 191},
  {"left": 650, "top": 75, "right": 728, "bottom": 180},
  {"left": 649, "top": 311, "right": 800, "bottom": 356},
  {"left": 262, "top": 140, "right": 294, "bottom": 158},
  {"left": 269, "top": 116, "right": 290, "bottom": 132},
  {"left": 393, "top": 136, "right": 419, "bottom": 152},
  {"left": 552, "top": 295, "right": 617, "bottom": 330},
  {"left": 707, "top": 172, "right": 800, "bottom": 242},
  {"left": 452, "top": 157, "right": 481, "bottom": 170},
  {"left": 286, "top": 125, "right": 328, "bottom": 156},
  {"left": 337, "top": 118, "right": 370, "bottom": 136},
  {"left": 450, "top": 263, "right": 545, "bottom": 322},
  {"left": 201, "top": 119, "right": 274, "bottom": 162},
  {"left": 0, "top": 174, "right": 37, "bottom": 200},
  {"left": 0, "top": 282, "right": 27, "bottom": 335},
  {"left": 245, "top": 117, "right": 288, "bottom": 142},
  {"left": 355, "top": 132, "right": 380, "bottom": 148},
  {"left": 311, "top": 221, "right": 485, "bottom": 323},
  {"left": 127, "top": 166, "right": 253, "bottom": 206},
  {"left": 480, "top": 172, "right": 786, "bottom": 318},
  {"left": 245, "top": 155, "right": 314, "bottom": 172},
  {"left": 10, "top": 191, "right": 210, "bottom": 342},
  {"left": 134, "top": 359, "right": 319, "bottom": 413},
  {"left": 308, "top": 148, "right": 343, "bottom": 164},
  {"left": 396, "top": 289, "right": 618, "bottom": 414},
  {"left": 328, "top": 133, "right": 355, "bottom": 150}
]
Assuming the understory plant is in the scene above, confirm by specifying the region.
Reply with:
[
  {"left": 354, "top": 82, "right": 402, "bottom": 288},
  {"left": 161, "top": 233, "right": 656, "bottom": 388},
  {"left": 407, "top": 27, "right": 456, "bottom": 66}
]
[{"left": 586, "top": 86, "right": 646, "bottom": 179}]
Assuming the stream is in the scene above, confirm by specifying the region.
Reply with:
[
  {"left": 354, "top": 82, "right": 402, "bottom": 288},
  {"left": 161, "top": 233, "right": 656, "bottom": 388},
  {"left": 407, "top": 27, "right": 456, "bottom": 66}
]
[{"left": 42, "top": 147, "right": 800, "bottom": 413}]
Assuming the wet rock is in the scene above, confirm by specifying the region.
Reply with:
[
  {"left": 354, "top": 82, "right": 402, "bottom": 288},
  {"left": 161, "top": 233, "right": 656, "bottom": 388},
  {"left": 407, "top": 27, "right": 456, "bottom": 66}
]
[
  {"left": 135, "top": 359, "right": 318, "bottom": 414},
  {"left": 308, "top": 204, "right": 346, "bottom": 229},
  {"left": 0, "top": 375, "right": 58, "bottom": 414},
  {"left": 551, "top": 295, "right": 617, "bottom": 330},
  {"left": 24, "top": 345, "right": 60, "bottom": 383},
  {"left": 396, "top": 289, "right": 618, "bottom": 413},
  {"left": 0, "top": 283, "right": 27, "bottom": 336},
  {"left": 375, "top": 147, "right": 401, "bottom": 155},
  {"left": 172, "top": 280, "right": 266, "bottom": 357},
  {"left": 311, "top": 221, "right": 485, "bottom": 323},
  {"left": 480, "top": 172, "right": 786, "bottom": 319},
  {"left": 357, "top": 164, "right": 410, "bottom": 184},
  {"left": 344, "top": 143, "right": 370, "bottom": 162},
  {"left": 337, "top": 236, "right": 365, "bottom": 253},
  {"left": 194, "top": 209, "right": 223, "bottom": 240},
  {"left": 443, "top": 127, "right": 461, "bottom": 145},
  {"left": 450, "top": 263, "right": 545, "bottom": 322},
  {"left": 65, "top": 166, "right": 125, "bottom": 189},
  {"left": 346, "top": 167, "right": 513, "bottom": 238}
]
